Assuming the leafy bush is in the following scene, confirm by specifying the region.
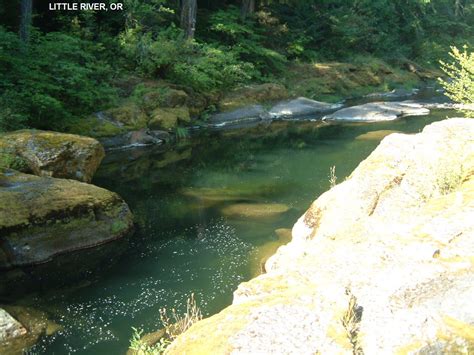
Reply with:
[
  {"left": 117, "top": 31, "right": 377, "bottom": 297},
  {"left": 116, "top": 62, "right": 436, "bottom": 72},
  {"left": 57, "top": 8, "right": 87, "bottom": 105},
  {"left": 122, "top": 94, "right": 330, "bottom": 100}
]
[
  {"left": 0, "top": 27, "right": 116, "bottom": 132},
  {"left": 120, "top": 25, "right": 255, "bottom": 92},
  {"left": 439, "top": 46, "right": 474, "bottom": 117}
]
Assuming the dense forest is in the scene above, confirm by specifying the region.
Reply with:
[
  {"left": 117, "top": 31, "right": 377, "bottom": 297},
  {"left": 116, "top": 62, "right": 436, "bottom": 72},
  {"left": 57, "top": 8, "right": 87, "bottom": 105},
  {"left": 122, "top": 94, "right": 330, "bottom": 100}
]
[{"left": 0, "top": 0, "right": 473, "bottom": 132}]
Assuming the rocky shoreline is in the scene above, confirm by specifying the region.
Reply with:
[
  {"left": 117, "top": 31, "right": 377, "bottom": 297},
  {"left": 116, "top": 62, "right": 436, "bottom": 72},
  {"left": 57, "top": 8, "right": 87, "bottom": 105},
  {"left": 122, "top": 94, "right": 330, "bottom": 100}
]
[
  {"left": 0, "top": 130, "right": 134, "bottom": 352},
  {"left": 167, "top": 118, "right": 474, "bottom": 354}
]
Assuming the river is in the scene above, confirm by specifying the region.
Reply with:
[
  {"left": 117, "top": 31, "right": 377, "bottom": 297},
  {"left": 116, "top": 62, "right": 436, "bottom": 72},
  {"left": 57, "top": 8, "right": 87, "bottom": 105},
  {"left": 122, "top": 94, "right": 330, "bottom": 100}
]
[{"left": 29, "top": 94, "right": 458, "bottom": 354}]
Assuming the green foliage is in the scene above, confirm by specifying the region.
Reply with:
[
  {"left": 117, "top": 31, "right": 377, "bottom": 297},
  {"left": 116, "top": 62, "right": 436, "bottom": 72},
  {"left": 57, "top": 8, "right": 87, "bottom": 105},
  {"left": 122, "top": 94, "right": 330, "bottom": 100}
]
[
  {"left": 120, "top": 25, "right": 254, "bottom": 92},
  {"left": 129, "top": 327, "right": 170, "bottom": 355},
  {"left": 0, "top": 152, "right": 29, "bottom": 171},
  {"left": 206, "top": 6, "right": 287, "bottom": 76},
  {"left": 1, "top": 0, "right": 474, "bottom": 133},
  {"left": 439, "top": 46, "right": 474, "bottom": 117},
  {"left": 129, "top": 293, "right": 202, "bottom": 355},
  {"left": 0, "top": 27, "right": 116, "bottom": 132}
]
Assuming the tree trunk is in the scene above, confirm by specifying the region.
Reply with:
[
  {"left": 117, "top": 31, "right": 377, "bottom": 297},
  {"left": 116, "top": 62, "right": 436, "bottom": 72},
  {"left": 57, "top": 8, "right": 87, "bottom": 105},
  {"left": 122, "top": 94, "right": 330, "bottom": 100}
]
[
  {"left": 19, "top": 0, "right": 33, "bottom": 44},
  {"left": 454, "top": 0, "right": 463, "bottom": 18},
  {"left": 241, "top": 0, "right": 255, "bottom": 19},
  {"left": 180, "top": 0, "right": 197, "bottom": 39}
]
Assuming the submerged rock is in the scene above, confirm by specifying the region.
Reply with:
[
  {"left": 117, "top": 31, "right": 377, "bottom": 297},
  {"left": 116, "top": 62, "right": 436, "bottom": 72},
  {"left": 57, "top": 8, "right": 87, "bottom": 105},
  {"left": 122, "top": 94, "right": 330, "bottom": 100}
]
[
  {"left": 365, "top": 88, "right": 419, "bottom": 99},
  {"left": 207, "top": 105, "right": 270, "bottom": 128},
  {"left": 167, "top": 118, "right": 474, "bottom": 354},
  {"left": 269, "top": 97, "right": 343, "bottom": 120},
  {"left": 221, "top": 203, "right": 289, "bottom": 219},
  {"left": 0, "top": 130, "right": 105, "bottom": 183},
  {"left": 355, "top": 130, "right": 400, "bottom": 141},
  {"left": 0, "top": 170, "right": 133, "bottom": 269},
  {"left": 323, "top": 101, "right": 429, "bottom": 122}
]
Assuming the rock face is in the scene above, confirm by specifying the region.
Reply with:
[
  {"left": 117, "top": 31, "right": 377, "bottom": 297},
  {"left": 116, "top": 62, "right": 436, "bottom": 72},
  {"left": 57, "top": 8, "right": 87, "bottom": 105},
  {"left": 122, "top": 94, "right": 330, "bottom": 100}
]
[
  {"left": 324, "top": 101, "right": 429, "bottom": 122},
  {"left": 269, "top": 97, "right": 343, "bottom": 119},
  {"left": 0, "top": 170, "right": 133, "bottom": 268},
  {"left": 168, "top": 118, "right": 474, "bottom": 354},
  {"left": 0, "top": 130, "right": 105, "bottom": 183}
]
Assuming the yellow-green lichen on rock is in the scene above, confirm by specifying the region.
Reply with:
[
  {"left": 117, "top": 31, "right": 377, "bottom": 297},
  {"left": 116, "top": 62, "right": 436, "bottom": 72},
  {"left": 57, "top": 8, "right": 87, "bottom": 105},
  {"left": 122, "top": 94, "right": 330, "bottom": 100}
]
[
  {"left": 105, "top": 102, "right": 148, "bottom": 130},
  {"left": 0, "top": 130, "right": 105, "bottom": 183},
  {"left": 218, "top": 83, "right": 289, "bottom": 112},
  {"left": 168, "top": 118, "right": 474, "bottom": 355},
  {"left": 149, "top": 107, "right": 190, "bottom": 131}
]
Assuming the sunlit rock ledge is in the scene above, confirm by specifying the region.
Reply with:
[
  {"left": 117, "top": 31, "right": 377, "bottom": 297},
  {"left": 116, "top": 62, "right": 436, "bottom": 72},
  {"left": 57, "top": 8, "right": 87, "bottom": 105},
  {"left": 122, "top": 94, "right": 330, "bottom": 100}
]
[{"left": 168, "top": 118, "right": 474, "bottom": 354}]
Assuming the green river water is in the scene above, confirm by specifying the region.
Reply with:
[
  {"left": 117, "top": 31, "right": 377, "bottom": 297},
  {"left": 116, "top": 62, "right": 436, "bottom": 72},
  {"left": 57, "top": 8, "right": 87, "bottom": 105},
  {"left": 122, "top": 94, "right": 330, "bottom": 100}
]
[{"left": 26, "top": 100, "right": 456, "bottom": 354}]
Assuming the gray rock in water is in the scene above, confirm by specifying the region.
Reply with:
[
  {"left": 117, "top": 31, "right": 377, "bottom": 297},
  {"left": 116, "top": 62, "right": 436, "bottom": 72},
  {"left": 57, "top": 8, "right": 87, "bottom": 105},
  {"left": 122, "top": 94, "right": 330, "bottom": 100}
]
[
  {"left": 208, "top": 105, "right": 269, "bottom": 128},
  {"left": 269, "top": 97, "right": 343, "bottom": 120},
  {"left": 323, "top": 101, "right": 430, "bottom": 122},
  {"left": 100, "top": 129, "right": 169, "bottom": 150}
]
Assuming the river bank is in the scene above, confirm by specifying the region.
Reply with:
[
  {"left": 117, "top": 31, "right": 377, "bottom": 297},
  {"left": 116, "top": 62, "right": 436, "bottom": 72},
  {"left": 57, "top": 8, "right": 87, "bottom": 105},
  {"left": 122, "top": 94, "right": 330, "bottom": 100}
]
[{"left": 168, "top": 117, "right": 474, "bottom": 354}]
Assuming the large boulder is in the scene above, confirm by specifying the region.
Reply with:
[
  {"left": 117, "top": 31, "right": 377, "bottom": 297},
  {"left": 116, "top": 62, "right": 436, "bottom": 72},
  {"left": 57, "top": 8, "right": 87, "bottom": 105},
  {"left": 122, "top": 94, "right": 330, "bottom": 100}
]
[
  {"left": 0, "top": 130, "right": 105, "bottom": 183},
  {"left": 148, "top": 107, "right": 190, "bottom": 130},
  {"left": 0, "top": 169, "right": 133, "bottom": 269},
  {"left": 323, "top": 101, "right": 429, "bottom": 122},
  {"left": 167, "top": 118, "right": 474, "bottom": 354},
  {"left": 269, "top": 97, "right": 343, "bottom": 120}
]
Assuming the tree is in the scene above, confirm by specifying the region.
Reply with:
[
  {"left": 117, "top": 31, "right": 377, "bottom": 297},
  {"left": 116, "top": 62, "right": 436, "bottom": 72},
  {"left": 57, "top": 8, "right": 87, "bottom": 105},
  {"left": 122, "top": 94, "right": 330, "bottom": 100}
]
[
  {"left": 19, "top": 0, "right": 33, "bottom": 45},
  {"left": 454, "top": 0, "right": 463, "bottom": 18},
  {"left": 180, "top": 0, "right": 197, "bottom": 39},
  {"left": 241, "top": 0, "right": 255, "bottom": 19},
  {"left": 439, "top": 46, "right": 474, "bottom": 117}
]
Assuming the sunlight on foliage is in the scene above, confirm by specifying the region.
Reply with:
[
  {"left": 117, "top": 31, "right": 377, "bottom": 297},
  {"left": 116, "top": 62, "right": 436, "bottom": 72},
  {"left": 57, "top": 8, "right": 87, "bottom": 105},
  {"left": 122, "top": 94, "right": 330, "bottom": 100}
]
[{"left": 439, "top": 46, "right": 474, "bottom": 117}]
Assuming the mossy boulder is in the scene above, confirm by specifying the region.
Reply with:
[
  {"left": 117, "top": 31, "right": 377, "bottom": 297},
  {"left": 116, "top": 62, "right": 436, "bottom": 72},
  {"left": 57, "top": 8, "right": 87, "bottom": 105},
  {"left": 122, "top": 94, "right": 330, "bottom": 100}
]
[
  {"left": 0, "top": 130, "right": 105, "bottom": 183},
  {"left": 218, "top": 83, "right": 289, "bottom": 112},
  {"left": 66, "top": 115, "right": 125, "bottom": 138},
  {"left": 0, "top": 169, "right": 133, "bottom": 269},
  {"left": 105, "top": 103, "right": 148, "bottom": 130},
  {"left": 149, "top": 107, "right": 190, "bottom": 131}
]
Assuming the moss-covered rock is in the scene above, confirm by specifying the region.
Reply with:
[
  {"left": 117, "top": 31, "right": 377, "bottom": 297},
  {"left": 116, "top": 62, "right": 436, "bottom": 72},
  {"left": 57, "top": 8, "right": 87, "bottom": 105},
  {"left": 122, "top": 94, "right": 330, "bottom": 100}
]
[
  {"left": 66, "top": 115, "right": 126, "bottom": 138},
  {"left": 105, "top": 102, "right": 148, "bottom": 130},
  {"left": 0, "top": 130, "right": 105, "bottom": 183},
  {"left": 0, "top": 170, "right": 133, "bottom": 269},
  {"left": 148, "top": 107, "right": 190, "bottom": 130},
  {"left": 283, "top": 59, "right": 422, "bottom": 102},
  {"left": 218, "top": 83, "right": 289, "bottom": 112}
]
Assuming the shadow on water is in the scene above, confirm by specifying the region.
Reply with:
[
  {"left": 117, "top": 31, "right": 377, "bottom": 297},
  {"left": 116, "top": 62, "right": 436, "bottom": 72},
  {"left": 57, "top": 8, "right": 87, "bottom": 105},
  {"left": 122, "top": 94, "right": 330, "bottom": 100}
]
[{"left": 24, "top": 102, "right": 460, "bottom": 354}]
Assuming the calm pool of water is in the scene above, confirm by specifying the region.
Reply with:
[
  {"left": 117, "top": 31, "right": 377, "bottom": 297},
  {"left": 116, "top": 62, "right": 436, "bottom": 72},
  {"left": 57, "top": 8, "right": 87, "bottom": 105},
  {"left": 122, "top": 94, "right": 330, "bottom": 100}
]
[{"left": 28, "top": 107, "right": 455, "bottom": 354}]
